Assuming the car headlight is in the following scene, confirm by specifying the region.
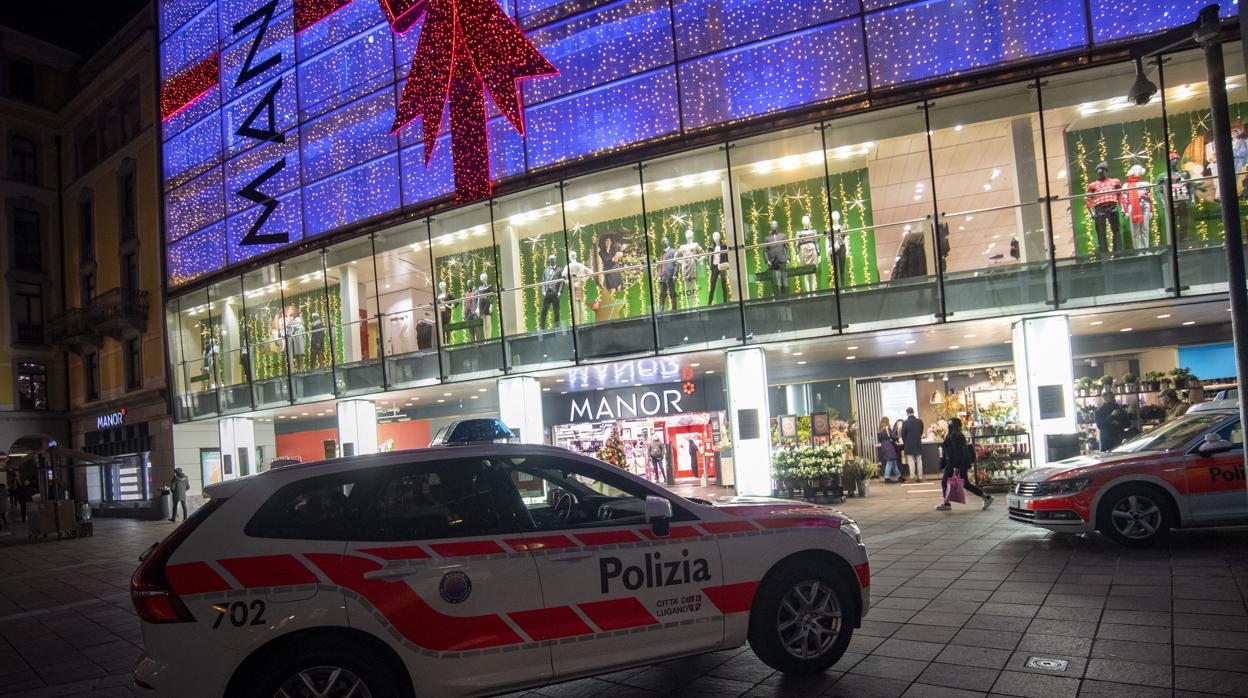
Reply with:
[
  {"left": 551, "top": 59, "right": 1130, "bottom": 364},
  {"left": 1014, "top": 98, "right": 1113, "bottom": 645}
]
[
  {"left": 842, "top": 520, "right": 862, "bottom": 544},
  {"left": 1031, "top": 478, "right": 1091, "bottom": 496}
]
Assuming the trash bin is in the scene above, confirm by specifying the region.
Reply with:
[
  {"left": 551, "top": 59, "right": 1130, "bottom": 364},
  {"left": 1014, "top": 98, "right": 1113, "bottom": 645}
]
[{"left": 157, "top": 486, "right": 172, "bottom": 520}]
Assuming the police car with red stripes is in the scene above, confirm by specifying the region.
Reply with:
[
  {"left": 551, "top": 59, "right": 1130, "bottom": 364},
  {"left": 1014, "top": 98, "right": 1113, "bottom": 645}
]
[{"left": 132, "top": 420, "right": 869, "bottom": 697}]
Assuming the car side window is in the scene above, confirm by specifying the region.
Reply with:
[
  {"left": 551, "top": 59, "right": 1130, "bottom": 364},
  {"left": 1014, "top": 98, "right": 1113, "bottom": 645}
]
[
  {"left": 497, "top": 456, "right": 688, "bottom": 532},
  {"left": 1215, "top": 420, "right": 1243, "bottom": 449},
  {"left": 244, "top": 473, "right": 364, "bottom": 541},
  {"left": 351, "top": 458, "right": 526, "bottom": 542}
]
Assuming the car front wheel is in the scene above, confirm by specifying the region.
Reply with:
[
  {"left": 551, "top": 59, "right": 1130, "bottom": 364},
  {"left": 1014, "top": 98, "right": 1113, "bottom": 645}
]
[
  {"left": 1097, "top": 484, "right": 1171, "bottom": 547},
  {"left": 748, "top": 559, "right": 857, "bottom": 674}
]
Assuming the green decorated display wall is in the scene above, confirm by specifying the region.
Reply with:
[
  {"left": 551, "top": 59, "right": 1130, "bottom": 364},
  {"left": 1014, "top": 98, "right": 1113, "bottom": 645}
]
[
  {"left": 240, "top": 285, "right": 345, "bottom": 380},
  {"left": 1062, "top": 101, "right": 1248, "bottom": 255},
  {"left": 433, "top": 247, "right": 501, "bottom": 344}
]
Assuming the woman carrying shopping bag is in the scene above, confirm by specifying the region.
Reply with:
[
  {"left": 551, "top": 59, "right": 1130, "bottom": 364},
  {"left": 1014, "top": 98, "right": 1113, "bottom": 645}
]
[
  {"left": 936, "top": 418, "right": 993, "bottom": 511},
  {"left": 877, "top": 417, "right": 902, "bottom": 482}
]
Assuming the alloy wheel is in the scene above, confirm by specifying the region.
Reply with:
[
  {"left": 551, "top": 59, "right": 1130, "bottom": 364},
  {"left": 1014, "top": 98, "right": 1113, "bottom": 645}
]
[
  {"left": 1110, "top": 494, "right": 1162, "bottom": 540},
  {"left": 275, "top": 666, "right": 372, "bottom": 698},
  {"left": 776, "top": 579, "right": 842, "bottom": 660}
]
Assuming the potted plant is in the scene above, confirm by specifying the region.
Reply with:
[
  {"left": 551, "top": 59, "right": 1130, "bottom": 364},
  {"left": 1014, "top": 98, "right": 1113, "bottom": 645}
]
[
  {"left": 1121, "top": 372, "right": 1138, "bottom": 394},
  {"left": 853, "top": 458, "right": 879, "bottom": 497},
  {"left": 1098, "top": 375, "right": 1115, "bottom": 394},
  {"left": 1074, "top": 376, "right": 1094, "bottom": 397},
  {"left": 1142, "top": 371, "right": 1164, "bottom": 392}
]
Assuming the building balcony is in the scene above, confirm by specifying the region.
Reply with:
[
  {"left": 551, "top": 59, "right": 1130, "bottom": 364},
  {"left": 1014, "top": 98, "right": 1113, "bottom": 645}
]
[
  {"left": 47, "top": 309, "right": 99, "bottom": 352},
  {"left": 48, "top": 288, "right": 148, "bottom": 352},
  {"left": 95, "top": 288, "right": 149, "bottom": 340}
]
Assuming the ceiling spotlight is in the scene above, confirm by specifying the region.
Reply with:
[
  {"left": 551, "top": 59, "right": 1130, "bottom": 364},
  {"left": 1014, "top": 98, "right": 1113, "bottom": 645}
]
[
  {"left": 1182, "top": 321, "right": 1196, "bottom": 326},
  {"left": 846, "top": 355, "right": 856, "bottom": 360},
  {"left": 1090, "top": 320, "right": 1103, "bottom": 326},
  {"left": 1120, "top": 327, "right": 1133, "bottom": 332},
  {"left": 1156, "top": 314, "right": 1171, "bottom": 319}
]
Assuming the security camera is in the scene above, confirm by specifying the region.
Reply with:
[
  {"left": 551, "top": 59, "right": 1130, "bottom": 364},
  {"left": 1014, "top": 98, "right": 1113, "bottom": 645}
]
[{"left": 1128, "top": 58, "right": 1158, "bottom": 106}]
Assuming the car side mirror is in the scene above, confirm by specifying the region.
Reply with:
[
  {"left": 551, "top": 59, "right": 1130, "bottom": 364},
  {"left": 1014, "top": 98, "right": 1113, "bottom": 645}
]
[
  {"left": 1198, "top": 433, "right": 1235, "bottom": 456},
  {"left": 645, "top": 495, "right": 673, "bottom": 537}
]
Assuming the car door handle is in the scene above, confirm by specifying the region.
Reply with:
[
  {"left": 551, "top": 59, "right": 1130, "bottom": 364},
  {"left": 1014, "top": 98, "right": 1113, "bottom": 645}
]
[
  {"left": 368, "top": 568, "right": 414, "bottom": 581},
  {"left": 548, "top": 552, "right": 593, "bottom": 563}
]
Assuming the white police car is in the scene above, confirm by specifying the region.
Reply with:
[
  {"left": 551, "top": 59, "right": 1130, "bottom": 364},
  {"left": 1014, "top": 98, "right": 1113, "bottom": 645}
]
[{"left": 132, "top": 421, "right": 869, "bottom": 697}]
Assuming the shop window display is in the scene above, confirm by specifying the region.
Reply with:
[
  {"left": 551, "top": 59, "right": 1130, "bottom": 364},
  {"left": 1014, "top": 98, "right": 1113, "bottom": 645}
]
[
  {"left": 494, "top": 185, "right": 575, "bottom": 369},
  {"left": 373, "top": 219, "right": 439, "bottom": 387},
  {"left": 927, "top": 82, "right": 1053, "bottom": 319},
  {"left": 824, "top": 106, "right": 941, "bottom": 330},
  {"left": 1040, "top": 60, "right": 1174, "bottom": 307},
  {"left": 323, "top": 235, "right": 382, "bottom": 396},
  {"left": 206, "top": 276, "right": 251, "bottom": 413},
  {"left": 640, "top": 146, "right": 739, "bottom": 350},
  {"left": 430, "top": 204, "right": 504, "bottom": 378},
  {"left": 1162, "top": 47, "right": 1248, "bottom": 295},
  {"left": 278, "top": 249, "right": 339, "bottom": 404},
  {"left": 168, "top": 288, "right": 218, "bottom": 420},
  {"left": 241, "top": 264, "right": 290, "bottom": 409},
  {"left": 561, "top": 166, "right": 655, "bottom": 359}
]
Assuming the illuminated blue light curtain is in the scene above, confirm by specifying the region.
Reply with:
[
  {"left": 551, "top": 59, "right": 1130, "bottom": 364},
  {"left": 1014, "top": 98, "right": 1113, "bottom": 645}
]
[
  {"left": 169, "top": 223, "right": 227, "bottom": 286},
  {"left": 298, "top": 0, "right": 389, "bottom": 63},
  {"left": 1090, "top": 0, "right": 1238, "bottom": 43},
  {"left": 679, "top": 19, "right": 867, "bottom": 129},
  {"left": 161, "top": 4, "right": 218, "bottom": 80},
  {"left": 304, "top": 152, "right": 402, "bottom": 237},
  {"left": 300, "top": 88, "right": 398, "bottom": 183},
  {"left": 219, "top": 6, "right": 294, "bottom": 102},
  {"left": 164, "top": 112, "right": 223, "bottom": 190},
  {"left": 161, "top": 0, "right": 214, "bottom": 40},
  {"left": 525, "top": 0, "right": 674, "bottom": 105},
  {"left": 298, "top": 22, "right": 396, "bottom": 121},
  {"left": 166, "top": 167, "right": 225, "bottom": 243},
  {"left": 672, "top": 0, "right": 859, "bottom": 60},
  {"left": 524, "top": 69, "right": 681, "bottom": 168}
]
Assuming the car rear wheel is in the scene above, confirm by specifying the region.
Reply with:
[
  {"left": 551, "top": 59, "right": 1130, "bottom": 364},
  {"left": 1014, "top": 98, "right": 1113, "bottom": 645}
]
[
  {"left": 1097, "top": 484, "right": 1171, "bottom": 547},
  {"left": 243, "top": 642, "right": 404, "bottom": 698},
  {"left": 748, "top": 559, "right": 856, "bottom": 674}
]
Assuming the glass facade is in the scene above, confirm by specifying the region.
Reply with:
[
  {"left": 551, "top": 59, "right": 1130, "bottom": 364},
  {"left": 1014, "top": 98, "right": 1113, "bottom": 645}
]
[
  {"left": 159, "top": 0, "right": 1240, "bottom": 287},
  {"left": 167, "top": 49, "right": 1248, "bottom": 422}
]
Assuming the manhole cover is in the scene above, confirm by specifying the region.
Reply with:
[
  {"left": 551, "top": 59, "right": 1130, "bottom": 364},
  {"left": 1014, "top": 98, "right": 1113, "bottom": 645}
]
[{"left": 1027, "top": 657, "right": 1070, "bottom": 672}]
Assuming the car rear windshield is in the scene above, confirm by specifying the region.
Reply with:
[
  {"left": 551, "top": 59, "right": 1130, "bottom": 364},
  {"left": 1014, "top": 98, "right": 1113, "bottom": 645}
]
[{"left": 1112, "top": 413, "right": 1228, "bottom": 454}]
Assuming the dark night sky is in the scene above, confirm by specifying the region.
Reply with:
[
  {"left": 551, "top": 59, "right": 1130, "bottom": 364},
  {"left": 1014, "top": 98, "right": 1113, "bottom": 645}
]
[{"left": 3, "top": 0, "right": 150, "bottom": 58}]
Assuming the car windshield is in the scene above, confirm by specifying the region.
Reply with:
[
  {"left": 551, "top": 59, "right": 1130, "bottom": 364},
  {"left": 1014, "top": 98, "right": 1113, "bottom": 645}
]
[{"left": 1112, "top": 413, "right": 1228, "bottom": 453}]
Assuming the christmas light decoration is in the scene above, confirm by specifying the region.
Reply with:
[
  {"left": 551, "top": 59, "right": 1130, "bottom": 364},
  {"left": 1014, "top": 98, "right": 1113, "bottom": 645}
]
[
  {"left": 161, "top": 53, "right": 221, "bottom": 121},
  {"left": 386, "top": 0, "right": 558, "bottom": 202}
]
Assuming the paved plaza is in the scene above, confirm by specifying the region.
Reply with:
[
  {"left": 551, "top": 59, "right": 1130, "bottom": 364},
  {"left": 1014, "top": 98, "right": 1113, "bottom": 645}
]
[{"left": 0, "top": 483, "right": 1244, "bottom": 697}]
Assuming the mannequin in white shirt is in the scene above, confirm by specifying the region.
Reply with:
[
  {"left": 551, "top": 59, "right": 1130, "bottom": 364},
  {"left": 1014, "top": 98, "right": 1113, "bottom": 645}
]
[
  {"left": 563, "top": 250, "right": 592, "bottom": 323},
  {"left": 796, "top": 213, "right": 820, "bottom": 292}
]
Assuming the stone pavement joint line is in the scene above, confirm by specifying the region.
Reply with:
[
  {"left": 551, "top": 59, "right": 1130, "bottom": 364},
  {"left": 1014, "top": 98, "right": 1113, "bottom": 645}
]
[{"left": 0, "top": 487, "right": 1244, "bottom": 697}]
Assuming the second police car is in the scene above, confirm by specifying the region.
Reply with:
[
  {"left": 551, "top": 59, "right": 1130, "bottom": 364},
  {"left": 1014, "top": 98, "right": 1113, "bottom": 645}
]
[{"left": 132, "top": 422, "right": 870, "bottom": 697}]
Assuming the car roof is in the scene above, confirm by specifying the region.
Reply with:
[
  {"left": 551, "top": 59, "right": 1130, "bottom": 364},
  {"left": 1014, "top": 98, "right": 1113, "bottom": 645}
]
[
  {"left": 202, "top": 442, "right": 600, "bottom": 499},
  {"left": 1187, "top": 399, "right": 1239, "bottom": 415}
]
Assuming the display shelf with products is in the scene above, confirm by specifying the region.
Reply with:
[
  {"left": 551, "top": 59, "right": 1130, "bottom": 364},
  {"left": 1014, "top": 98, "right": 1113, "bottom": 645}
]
[{"left": 969, "top": 427, "right": 1031, "bottom": 491}]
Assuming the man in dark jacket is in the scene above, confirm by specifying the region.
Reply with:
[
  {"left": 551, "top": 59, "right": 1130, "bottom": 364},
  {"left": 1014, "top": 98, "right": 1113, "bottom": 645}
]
[
  {"left": 169, "top": 468, "right": 190, "bottom": 522},
  {"left": 1094, "top": 392, "right": 1129, "bottom": 451},
  {"left": 899, "top": 407, "right": 925, "bottom": 482}
]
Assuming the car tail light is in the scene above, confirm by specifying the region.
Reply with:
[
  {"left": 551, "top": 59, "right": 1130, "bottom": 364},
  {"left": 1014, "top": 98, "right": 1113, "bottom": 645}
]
[{"left": 130, "top": 499, "right": 225, "bottom": 624}]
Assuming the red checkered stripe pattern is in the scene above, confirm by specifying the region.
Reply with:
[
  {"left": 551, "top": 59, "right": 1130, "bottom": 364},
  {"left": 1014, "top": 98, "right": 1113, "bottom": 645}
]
[{"left": 164, "top": 518, "right": 850, "bottom": 654}]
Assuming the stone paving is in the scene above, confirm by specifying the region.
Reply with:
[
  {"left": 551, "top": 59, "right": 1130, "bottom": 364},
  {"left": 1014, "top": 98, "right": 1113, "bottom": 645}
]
[{"left": 0, "top": 482, "right": 1243, "bottom": 697}]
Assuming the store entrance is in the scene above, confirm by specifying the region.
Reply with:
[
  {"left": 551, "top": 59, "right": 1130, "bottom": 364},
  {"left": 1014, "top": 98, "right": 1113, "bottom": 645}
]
[{"left": 667, "top": 424, "right": 715, "bottom": 481}]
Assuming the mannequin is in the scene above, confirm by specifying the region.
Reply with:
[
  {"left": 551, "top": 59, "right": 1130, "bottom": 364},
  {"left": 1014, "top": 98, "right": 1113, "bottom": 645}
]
[
  {"left": 284, "top": 304, "right": 305, "bottom": 369},
  {"left": 269, "top": 312, "right": 285, "bottom": 353},
  {"left": 309, "top": 309, "right": 326, "bottom": 366},
  {"left": 1156, "top": 151, "right": 1196, "bottom": 245},
  {"left": 1085, "top": 161, "right": 1122, "bottom": 254},
  {"left": 763, "top": 220, "right": 790, "bottom": 295},
  {"left": 474, "top": 272, "right": 494, "bottom": 340},
  {"left": 796, "top": 214, "right": 820, "bottom": 292},
  {"left": 436, "top": 281, "right": 455, "bottom": 344},
  {"left": 826, "top": 210, "right": 848, "bottom": 287},
  {"left": 676, "top": 228, "right": 704, "bottom": 306},
  {"left": 563, "top": 250, "right": 592, "bottom": 323},
  {"left": 657, "top": 236, "right": 678, "bottom": 311},
  {"left": 1122, "top": 164, "right": 1152, "bottom": 251},
  {"left": 890, "top": 225, "right": 927, "bottom": 280},
  {"left": 540, "top": 254, "right": 564, "bottom": 329},
  {"left": 202, "top": 335, "right": 219, "bottom": 386},
  {"left": 708, "top": 231, "right": 729, "bottom": 304}
]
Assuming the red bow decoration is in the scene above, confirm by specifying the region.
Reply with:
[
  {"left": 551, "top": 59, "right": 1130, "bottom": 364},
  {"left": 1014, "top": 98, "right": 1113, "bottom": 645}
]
[{"left": 381, "top": 0, "right": 557, "bottom": 203}]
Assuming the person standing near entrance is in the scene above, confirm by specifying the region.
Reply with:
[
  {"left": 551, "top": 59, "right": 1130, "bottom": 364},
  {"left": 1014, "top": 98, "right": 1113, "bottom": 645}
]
[
  {"left": 687, "top": 438, "right": 700, "bottom": 479},
  {"left": 900, "top": 407, "right": 925, "bottom": 482},
  {"left": 0, "top": 484, "right": 10, "bottom": 532},
  {"left": 169, "top": 468, "right": 189, "bottom": 522},
  {"left": 877, "top": 417, "right": 901, "bottom": 483},
  {"left": 647, "top": 436, "right": 667, "bottom": 485}
]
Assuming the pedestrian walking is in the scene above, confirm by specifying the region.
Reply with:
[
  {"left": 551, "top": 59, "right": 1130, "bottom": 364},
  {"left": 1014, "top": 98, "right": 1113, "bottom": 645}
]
[
  {"left": 17, "top": 480, "right": 33, "bottom": 523},
  {"left": 647, "top": 436, "right": 667, "bottom": 485},
  {"left": 169, "top": 468, "right": 190, "bottom": 522},
  {"left": 877, "top": 417, "right": 901, "bottom": 482},
  {"left": 899, "top": 407, "right": 925, "bottom": 482},
  {"left": 936, "top": 418, "right": 993, "bottom": 511}
]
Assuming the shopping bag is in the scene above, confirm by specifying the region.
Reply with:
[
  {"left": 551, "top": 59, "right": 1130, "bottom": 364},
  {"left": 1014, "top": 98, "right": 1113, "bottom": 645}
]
[{"left": 945, "top": 473, "right": 967, "bottom": 504}]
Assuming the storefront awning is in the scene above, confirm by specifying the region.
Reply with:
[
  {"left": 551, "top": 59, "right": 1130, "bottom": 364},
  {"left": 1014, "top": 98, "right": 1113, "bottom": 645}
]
[{"left": 5, "top": 446, "right": 117, "bottom": 470}]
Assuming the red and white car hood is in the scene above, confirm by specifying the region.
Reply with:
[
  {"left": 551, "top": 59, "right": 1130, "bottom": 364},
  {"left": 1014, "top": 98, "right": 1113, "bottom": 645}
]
[
  {"left": 702, "top": 495, "right": 853, "bottom": 526},
  {"left": 1017, "top": 451, "right": 1172, "bottom": 482}
]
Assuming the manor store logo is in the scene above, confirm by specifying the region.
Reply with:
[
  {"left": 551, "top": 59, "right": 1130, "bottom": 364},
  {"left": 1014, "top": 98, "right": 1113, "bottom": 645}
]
[
  {"left": 97, "top": 408, "right": 126, "bottom": 429},
  {"left": 569, "top": 389, "right": 686, "bottom": 423}
]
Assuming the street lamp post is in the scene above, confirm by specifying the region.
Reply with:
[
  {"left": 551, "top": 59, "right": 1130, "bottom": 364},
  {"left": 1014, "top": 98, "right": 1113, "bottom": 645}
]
[{"left": 1131, "top": 5, "right": 1248, "bottom": 491}]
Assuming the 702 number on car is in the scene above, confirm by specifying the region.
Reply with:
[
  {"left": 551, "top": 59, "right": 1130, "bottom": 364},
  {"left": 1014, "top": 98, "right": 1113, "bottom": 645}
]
[{"left": 211, "top": 600, "right": 267, "bottom": 629}]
